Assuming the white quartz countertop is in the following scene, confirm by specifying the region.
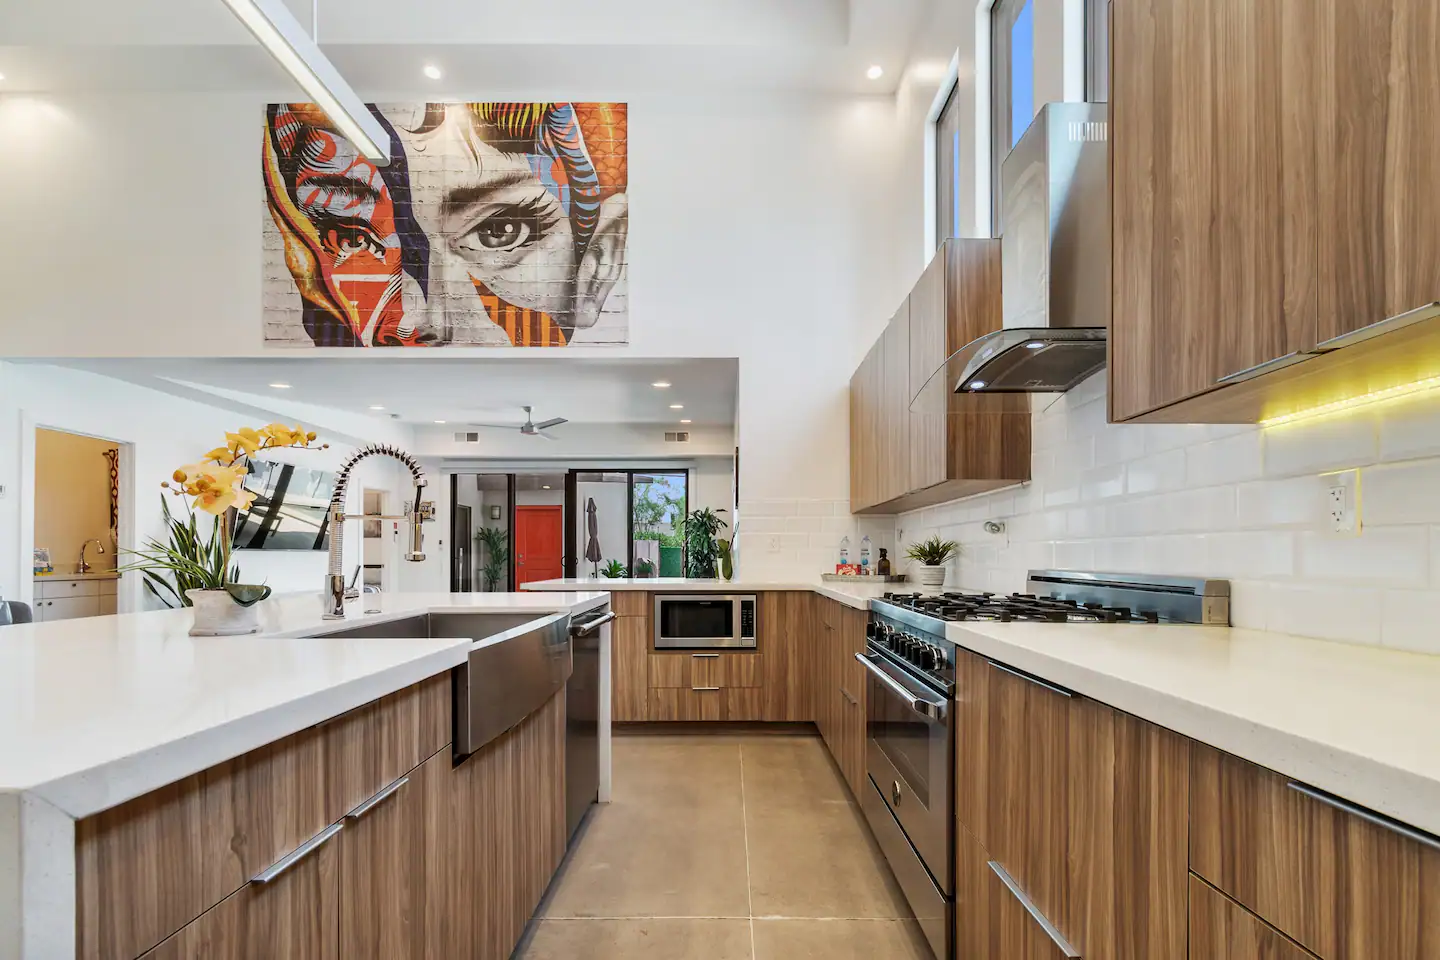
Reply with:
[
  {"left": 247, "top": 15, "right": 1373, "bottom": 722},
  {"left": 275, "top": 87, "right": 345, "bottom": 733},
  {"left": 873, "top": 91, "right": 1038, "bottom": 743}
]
[
  {"left": 32, "top": 572, "right": 119, "bottom": 581},
  {"left": 947, "top": 619, "right": 1440, "bottom": 838},
  {"left": 523, "top": 577, "right": 892, "bottom": 611},
  {"left": 0, "top": 590, "right": 607, "bottom": 818}
]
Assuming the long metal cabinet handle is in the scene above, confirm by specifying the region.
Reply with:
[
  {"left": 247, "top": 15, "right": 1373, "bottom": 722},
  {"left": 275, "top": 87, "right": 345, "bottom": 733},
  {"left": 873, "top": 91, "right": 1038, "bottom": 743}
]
[
  {"left": 691, "top": 653, "right": 721, "bottom": 659},
  {"left": 1314, "top": 300, "right": 1440, "bottom": 351},
  {"left": 1287, "top": 782, "right": 1440, "bottom": 853},
  {"left": 987, "top": 861, "right": 1081, "bottom": 958},
  {"left": 692, "top": 686, "right": 722, "bottom": 692},
  {"left": 988, "top": 661, "right": 1074, "bottom": 699},
  {"left": 251, "top": 821, "right": 344, "bottom": 884},
  {"left": 1215, "top": 351, "right": 1313, "bottom": 385},
  {"left": 854, "top": 653, "right": 946, "bottom": 719},
  {"left": 347, "top": 775, "right": 410, "bottom": 820}
]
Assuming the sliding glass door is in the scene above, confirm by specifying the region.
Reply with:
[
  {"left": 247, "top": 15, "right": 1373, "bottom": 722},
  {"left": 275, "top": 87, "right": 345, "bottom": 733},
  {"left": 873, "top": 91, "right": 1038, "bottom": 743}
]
[{"left": 565, "top": 469, "right": 688, "bottom": 578}]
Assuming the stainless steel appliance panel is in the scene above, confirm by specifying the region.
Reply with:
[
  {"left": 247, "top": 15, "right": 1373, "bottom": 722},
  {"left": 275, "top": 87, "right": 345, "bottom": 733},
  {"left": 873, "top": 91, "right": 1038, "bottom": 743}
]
[
  {"left": 654, "top": 594, "right": 758, "bottom": 649},
  {"left": 859, "top": 651, "right": 953, "bottom": 892},
  {"left": 565, "top": 609, "right": 614, "bottom": 839},
  {"left": 438, "top": 612, "right": 573, "bottom": 757},
  {"left": 861, "top": 776, "right": 946, "bottom": 960}
]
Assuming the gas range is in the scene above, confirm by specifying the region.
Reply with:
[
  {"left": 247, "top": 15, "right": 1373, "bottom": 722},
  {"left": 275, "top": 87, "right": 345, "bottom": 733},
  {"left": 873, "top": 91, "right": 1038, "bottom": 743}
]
[{"left": 876, "top": 569, "right": 1232, "bottom": 627}]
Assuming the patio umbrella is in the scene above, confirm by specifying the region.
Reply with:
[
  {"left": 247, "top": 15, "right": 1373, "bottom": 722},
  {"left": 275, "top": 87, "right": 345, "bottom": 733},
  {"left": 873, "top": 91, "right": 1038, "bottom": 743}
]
[{"left": 584, "top": 497, "right": 602, "bottom": 577}]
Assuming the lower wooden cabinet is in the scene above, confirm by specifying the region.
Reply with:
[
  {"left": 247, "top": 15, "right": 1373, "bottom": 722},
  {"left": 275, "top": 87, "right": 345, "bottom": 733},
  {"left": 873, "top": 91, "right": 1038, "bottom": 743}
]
[
  {"left": 1189, "top": 875, "right": 1319, "bottom": 960},
  {"left": 1191, "top": 743, "right": 1440, "bottom": 960},
  {"left": 812, "top": 598, "right": 868, "bottom": 801},
  {"left": 87, "top": 678, "right": 565, "bottom": 960},
  {"left": 612, "top": 614, "right": 650, "bottom": 721},
  {"left": 649, "top": 687, "right": 725, "bottom": 721}
]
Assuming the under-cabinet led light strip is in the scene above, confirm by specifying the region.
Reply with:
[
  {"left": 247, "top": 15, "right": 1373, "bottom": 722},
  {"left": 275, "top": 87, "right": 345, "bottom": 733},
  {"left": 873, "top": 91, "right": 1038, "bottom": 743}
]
[
  {"left": 1260, "top": 375, "right": 1440, "bottom": 428},
  {"left": 221, "top": 0, "right": 390, "bottom": 163}
]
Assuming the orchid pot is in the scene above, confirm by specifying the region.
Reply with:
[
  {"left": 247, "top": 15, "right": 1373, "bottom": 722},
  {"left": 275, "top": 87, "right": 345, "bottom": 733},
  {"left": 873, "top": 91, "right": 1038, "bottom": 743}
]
[{"left": 185, "top": 585, "right": 273, "bottom": 636}]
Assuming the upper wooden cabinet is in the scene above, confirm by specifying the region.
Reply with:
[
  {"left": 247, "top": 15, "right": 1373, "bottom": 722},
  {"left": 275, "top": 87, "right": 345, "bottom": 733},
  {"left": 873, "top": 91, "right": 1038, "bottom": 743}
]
[
  {"left": 1110, "top": 0, "right": 1440, "bottom": 424},
  {"left": 851, "top": 239, "right": 1030, "bottom": 513}
]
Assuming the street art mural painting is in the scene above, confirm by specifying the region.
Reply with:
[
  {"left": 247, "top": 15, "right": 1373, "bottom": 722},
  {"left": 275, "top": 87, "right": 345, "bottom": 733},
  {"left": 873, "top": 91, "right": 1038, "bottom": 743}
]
[{"left": 263, "top": 102, "right": 629, "bottom": 347}]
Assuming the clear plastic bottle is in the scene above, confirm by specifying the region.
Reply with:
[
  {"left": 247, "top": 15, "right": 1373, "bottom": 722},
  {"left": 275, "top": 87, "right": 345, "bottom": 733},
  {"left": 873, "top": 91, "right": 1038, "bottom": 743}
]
[
  {"left": 860, "top": 535, "right": 872, "bottom": 574},
  {"left": 839, "top": 535, "right": 851, "bottom": 567}
]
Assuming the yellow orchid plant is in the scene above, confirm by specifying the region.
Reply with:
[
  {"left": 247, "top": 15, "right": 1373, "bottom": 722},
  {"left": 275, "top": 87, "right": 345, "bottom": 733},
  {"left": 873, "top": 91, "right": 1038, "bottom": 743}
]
[
  {"left": 166, "top": 424, "right": 323, "bottom": 515},
  {"left": 121, "top": 425, "right": 326, "bottom": 606}
]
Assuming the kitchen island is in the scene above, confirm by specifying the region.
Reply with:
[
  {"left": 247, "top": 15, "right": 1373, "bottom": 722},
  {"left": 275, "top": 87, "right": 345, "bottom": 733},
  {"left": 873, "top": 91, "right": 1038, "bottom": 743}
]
[{"left": 0, "top": 589, "right": 608, "bottom": 960}]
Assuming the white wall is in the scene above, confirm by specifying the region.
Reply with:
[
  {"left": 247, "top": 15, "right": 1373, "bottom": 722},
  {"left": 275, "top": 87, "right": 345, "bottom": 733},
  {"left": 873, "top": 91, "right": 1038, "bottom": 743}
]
[
  {"left": 0, "top": 90, "right": 912, "bottom": 581},
  {"left": 0, "top": 362, "right": 415, "bottom": 610}
]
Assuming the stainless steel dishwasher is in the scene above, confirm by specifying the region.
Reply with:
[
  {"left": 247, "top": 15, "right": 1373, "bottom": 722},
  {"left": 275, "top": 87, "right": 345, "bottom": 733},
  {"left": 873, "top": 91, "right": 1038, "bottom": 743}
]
[{"left": 565, "top": 608, "right": 614, "bottom": 839}]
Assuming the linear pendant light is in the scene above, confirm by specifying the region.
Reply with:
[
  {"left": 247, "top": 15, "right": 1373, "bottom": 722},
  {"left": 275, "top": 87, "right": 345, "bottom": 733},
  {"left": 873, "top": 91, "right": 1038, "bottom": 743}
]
[{"left": 220, "top": 0, "right": 390, "bottom": 164}]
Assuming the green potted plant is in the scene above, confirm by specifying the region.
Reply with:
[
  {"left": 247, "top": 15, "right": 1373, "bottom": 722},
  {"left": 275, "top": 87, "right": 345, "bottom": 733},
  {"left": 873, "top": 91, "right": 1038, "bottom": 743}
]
[
  {"left": 475, "top": 526, "right": 509, "bottom": 592},
  {"left": 905, "top": 535, "right": 959, "bottom": 589},
  {"left": 678, "top": 508, "right": 728, "bottom": 579},
  {"left": 634, "top": 556, "right": 656, "bottom": 578},
  {"left": 600, "top": 559, "right": 630, "bottom": 579}
]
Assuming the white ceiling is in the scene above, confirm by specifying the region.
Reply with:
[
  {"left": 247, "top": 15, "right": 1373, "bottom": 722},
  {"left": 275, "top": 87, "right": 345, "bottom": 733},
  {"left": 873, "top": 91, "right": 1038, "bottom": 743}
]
[
  {"left": 0, "top": 0, "right": 932, "bottom": 95},
  {"left": 44, "top": 357, "right": 739, "bottom": 427}
]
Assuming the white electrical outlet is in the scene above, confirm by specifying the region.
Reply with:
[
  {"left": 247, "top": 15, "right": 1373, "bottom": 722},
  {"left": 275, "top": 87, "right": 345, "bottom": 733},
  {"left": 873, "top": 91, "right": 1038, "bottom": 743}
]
[{"left": 1322, "top": 469, "right": 1360, "bottom": 534}]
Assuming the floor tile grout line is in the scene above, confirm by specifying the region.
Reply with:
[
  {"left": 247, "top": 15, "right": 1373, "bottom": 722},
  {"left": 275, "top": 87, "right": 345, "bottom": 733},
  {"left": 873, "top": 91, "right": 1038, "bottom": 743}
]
[{"left": 738, "top": 742, "right": 757, "bottom": 960}]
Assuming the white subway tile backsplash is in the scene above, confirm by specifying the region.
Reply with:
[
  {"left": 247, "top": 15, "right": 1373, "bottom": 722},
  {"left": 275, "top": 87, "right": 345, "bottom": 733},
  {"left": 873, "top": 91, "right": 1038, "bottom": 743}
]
[
  {"left": 887, "top": 375, "right": 1440, "bottom": 651},
  {"left": 1360, "top": 460, "right": 1440, "bottom": 525},
  {"left": 1379, "top": 590, "right": 1440, "bottom": 655},
  {"left": 783, "top": 517, "right": 824, "bottom": 534},
  {"left": 1262, "top": 415, "right": 1379, "bottom": 477},
  {"left": 1297, "top": 527, "right": 1429, "bottom": 588},
  {"left": 794, "top": 501, "right": 838, "bottom": 517}
]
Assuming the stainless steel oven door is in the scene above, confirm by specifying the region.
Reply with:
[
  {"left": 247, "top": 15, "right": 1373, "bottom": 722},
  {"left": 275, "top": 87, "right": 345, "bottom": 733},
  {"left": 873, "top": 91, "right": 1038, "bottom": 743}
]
[{"left": 857, "top": 649, "right": 953, "bottom": 894}]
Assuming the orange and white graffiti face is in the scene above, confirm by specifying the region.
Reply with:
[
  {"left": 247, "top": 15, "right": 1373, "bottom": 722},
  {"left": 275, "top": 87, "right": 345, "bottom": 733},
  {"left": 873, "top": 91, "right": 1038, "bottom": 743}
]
[{"left": 263, "top": 102, "right": 628, "bottom": 347}]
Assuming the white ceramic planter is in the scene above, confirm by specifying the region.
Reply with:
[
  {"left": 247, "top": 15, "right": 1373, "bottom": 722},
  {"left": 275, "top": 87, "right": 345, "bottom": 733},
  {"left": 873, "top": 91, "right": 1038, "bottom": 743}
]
[
  {"left": 186, "top": 589, "right": 262, "bottom": 636},
  {"left": 915, "top": 564, "right": 948, "bottom": 589}
]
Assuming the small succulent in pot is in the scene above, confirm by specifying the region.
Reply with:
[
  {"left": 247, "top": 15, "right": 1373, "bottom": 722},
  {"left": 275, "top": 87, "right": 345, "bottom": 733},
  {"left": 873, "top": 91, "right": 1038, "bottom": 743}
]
[{"left": 904, "top": 536, "right": 959, "bottom": 589}]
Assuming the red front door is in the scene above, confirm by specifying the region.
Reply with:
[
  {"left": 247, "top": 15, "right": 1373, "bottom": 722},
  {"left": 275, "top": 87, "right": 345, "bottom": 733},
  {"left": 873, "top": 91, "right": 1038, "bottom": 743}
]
[{"left": 515, "top": 505, "right": 564, "bottom": 587}]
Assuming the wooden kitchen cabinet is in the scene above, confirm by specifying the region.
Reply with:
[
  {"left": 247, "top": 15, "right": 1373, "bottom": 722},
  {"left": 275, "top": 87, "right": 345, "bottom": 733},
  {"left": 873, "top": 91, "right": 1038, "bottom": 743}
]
[
  {"left": 954, "top": 655, "right": 1189, "bottom": 959},
  {"left": 1110, "top": 0, "right": 1440, "bottom": 424},
  {"left": 611, "top": 602, "right": 650, "bottom": 721},
  {"left": 1189, "top": 876, "right": 1320, "bottom": 960},
  {"left": 1191, "top": 743, "right": 1440, "bottom": 960},
  {"left": 852, "top": 239, "right": 1029, "bottom": 513}
]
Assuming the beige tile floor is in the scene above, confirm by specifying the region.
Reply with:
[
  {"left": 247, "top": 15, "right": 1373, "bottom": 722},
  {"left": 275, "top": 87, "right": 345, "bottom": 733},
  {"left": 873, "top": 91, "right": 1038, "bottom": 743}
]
[{"left": 519, "top": 733, "right": 932, "bottom": 960}]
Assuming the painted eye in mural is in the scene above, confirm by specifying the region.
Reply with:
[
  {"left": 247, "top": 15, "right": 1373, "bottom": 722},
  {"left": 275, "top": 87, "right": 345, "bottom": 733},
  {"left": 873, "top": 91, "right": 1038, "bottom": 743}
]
[
  {"left": 318, "top": 220, "right": 386, "bottom": 260},
  {"left": 455, "top": 196, "right": 562, "bottom": 256}
]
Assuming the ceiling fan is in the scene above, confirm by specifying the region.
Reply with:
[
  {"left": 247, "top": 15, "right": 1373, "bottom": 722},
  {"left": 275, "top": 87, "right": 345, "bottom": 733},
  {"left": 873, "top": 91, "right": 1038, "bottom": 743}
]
[{"left": 468, "top": 406, "right": 569, "bottom": 440}]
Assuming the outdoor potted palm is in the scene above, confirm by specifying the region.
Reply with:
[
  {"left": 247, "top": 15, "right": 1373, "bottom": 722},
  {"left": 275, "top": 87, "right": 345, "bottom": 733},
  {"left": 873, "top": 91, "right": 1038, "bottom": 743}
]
[
  {"left": 121, "top": 424, "right": 324, "bottom": 635},
  {"left": 905, "top": 535, "right": 959, "bottom": 589}
]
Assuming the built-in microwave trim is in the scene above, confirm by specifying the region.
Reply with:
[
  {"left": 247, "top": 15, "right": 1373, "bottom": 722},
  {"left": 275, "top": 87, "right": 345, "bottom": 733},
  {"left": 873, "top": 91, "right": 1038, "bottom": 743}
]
[{"left": 653, "top": 594, "right": 757, "bottom": 649}]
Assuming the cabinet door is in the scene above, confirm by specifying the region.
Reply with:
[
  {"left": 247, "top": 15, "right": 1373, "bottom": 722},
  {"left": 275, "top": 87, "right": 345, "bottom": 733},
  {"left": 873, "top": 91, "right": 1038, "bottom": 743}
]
[
  {"left": 1319, "top": 0, "right": 1440, "bottom": 342},
  {"left": 1190, "top": 875, "right": 1319, "bottom": 960},
  {"left": 612, "top": 615, "right": 649, "bottom": 721},
  {"left": 850, "top": 341, "right": 883, "bottom": 512},
  {"left": 140, "top": 842, "right": 338, "bottom": 960},
  {"left": 1110, "top": 0, "right": 1319, "bottom": 420},
  {"left": 908, "top": 252, "right": 948, "bottom": 493},
  {"left": 338, "top": 750, "right": 450, "bottom": 960},
  {"left": 43, "top": 594, "right": 102, "bottom": 621},
  {"left": 880, "top": 304, "right": 912, "bottom": 505}
]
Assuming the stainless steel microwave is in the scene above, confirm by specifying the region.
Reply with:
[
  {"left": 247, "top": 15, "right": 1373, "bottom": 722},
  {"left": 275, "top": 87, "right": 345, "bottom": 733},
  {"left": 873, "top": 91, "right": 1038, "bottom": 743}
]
[{"left": 654, "top": 595, "right": 757, "bottom": 649}]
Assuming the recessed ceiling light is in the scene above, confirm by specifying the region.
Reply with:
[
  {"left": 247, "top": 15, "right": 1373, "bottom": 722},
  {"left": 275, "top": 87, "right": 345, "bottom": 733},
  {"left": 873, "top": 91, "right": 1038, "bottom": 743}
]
[
  {"left": 652, "top": 381, "right": 671, "bottom": 388},
  {"left": 680, "top": 419, "right": 692, "bottom": 424},
  {"left": 669, "top": 404, "right": 684, "bottom": 410},
  {"left": 423, "top": 64, "right": 442, "bottom": 80},
  {"left": 0, "top": 73, "right": 6, "bottom": 82},
  {"left": 434, "top": 419, "right": 447, "bottom": 424},
  {"left": 542, "top": 485, "right": 552, "bottom": 490},
  {"left": 369, "top": 405, "right": 385, "bottom": 411},
  {"left": 269, "top": 382, "right": 291, "bottom": 389},
  {"left": 866, "top": 65, "right": 884, "bottom": 80}
]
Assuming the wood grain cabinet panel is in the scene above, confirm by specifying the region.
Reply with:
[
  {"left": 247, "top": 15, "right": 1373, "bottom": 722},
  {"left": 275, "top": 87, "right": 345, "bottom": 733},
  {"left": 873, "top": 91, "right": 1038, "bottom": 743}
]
[
  {"left": 1109, "top": 0, "right": 1320, "bottom": 422},
  {"left": 647, "top": 653, "right": 763, "bottom": 690},
  {"left": 77, "top": 723, "right": 332, "bottom": 960},
  {"left": 648, "top": 688, "right": 724, "bottom": 721},
  {"left": 1191, "top": 743, "right": 1440, "bottom": 960},
  {"left": 609, "top": 591, "right": 648, "bottom": 617},
  {"left": 323, "top": 674, "right": 450, "bottom": 818},
  {"left": 1190, "top": 876, "right": 1320, "bottom": 960},
  {"left": 759, "top": 592, "right": 808, "bottom": 722},
  {"left": 1319, "top": 0, "right": 1440, "bottom": 343},
  {"left": 138, "top": 844, "right": 339, "bottom": 960},
  {"left": 611, "top": 614, "right": 650, "bottom": 721}
]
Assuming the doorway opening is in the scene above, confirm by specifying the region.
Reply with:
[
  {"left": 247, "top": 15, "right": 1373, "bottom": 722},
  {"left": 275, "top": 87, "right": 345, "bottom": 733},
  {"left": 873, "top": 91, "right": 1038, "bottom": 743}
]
[
  {"left": 565, "top": 468, "right": 688, "bottom": 579},
  {"left": 29, "top": 426, "right": 126, "bottom": 621}
]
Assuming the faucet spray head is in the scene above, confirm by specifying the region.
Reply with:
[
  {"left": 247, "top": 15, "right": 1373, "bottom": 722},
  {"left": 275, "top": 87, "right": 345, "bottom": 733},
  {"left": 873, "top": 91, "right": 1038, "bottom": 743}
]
[{"left": 405, "top": 482, "right": 427, "bottom": 562}]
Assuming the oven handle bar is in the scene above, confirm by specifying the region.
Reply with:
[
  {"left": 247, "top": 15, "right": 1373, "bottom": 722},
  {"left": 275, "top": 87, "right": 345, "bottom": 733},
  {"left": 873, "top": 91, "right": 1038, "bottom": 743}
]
[{"left": 854, "top": 653, "right": 947, "bottom": 720}]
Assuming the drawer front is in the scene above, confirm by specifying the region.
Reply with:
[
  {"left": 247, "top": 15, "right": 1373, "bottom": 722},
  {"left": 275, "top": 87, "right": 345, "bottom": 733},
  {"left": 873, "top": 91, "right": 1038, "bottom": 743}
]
[
  {"left": 323, "top": 673, "right": 451, "bottom": 817},
  {"left": 1191, "top": 743, "right": 1440, "bottom": 960},
  {"left": 36, "top": 578, "right": 101, "bottom": 599},
  {"left": 648, "top": 653, "right": 763, "bottom": 690},
  {"left": 648, "top": 688, "right": 724, "bottom": 721},
  {"left": 98, "top": 579, "right": 118, "bottom": 597},
  {"left": 1189, "top": 874, "right": 1318, "bottom": 960},
  {"left": 39, "top": 595, "right": 102, "bottom": 621}
]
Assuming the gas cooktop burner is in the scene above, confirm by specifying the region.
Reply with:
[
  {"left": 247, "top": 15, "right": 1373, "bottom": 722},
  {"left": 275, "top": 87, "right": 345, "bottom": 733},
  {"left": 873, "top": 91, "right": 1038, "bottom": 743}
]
[{"left": 881, "top": 590, "right": 1162, "bottom": 624}]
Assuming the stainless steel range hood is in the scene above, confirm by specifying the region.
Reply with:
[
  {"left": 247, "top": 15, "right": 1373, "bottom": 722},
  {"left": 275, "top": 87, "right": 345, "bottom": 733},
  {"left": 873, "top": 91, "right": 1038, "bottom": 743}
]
[{"left": 953, "top": 102, "right": 1110, "bottom": 394}]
